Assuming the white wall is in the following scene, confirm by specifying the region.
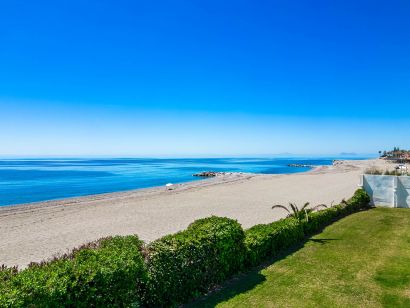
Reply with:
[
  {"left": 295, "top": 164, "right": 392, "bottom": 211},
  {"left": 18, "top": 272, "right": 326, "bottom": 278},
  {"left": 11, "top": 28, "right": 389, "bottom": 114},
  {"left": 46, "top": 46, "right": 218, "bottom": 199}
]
[
  {"left": 362, "top": 175, "right": 410, "bottom": 208},
  {"left": 397, "top": 176, "right": 410, "bottom": 208}
]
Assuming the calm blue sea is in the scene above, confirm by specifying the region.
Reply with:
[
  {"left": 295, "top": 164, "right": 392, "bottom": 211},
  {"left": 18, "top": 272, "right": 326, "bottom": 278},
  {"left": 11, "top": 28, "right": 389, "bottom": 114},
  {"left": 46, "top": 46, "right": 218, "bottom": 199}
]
[{"left": 0, "top": 157, "right": 369, "bottom": 206}]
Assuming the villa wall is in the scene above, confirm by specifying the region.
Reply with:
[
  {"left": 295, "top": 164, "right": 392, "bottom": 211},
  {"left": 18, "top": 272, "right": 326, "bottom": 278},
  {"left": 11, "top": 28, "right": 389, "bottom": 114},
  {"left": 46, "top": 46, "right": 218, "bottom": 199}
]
[{"left": 362, "top": 175, "right": 410, "bottom": 208}]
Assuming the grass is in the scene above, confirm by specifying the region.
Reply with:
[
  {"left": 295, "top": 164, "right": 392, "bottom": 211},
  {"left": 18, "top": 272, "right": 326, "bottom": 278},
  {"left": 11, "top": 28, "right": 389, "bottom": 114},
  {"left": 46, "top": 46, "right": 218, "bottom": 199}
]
[{"left": 191, "top": 208, "right": 410, "bottom": 308}]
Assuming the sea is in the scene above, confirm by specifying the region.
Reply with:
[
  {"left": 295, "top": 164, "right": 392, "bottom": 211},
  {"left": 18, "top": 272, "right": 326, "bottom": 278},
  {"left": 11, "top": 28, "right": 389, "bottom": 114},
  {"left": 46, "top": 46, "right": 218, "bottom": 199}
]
[{"left": 0, "top": 156, "right": 371, "bottom": 206}]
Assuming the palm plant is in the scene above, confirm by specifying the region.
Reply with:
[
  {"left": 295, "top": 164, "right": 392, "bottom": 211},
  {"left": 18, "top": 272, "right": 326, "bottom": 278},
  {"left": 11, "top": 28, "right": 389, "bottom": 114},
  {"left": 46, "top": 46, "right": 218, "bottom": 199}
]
[{"left": 272, "top": 202, "right": 328, "bottom": 222}]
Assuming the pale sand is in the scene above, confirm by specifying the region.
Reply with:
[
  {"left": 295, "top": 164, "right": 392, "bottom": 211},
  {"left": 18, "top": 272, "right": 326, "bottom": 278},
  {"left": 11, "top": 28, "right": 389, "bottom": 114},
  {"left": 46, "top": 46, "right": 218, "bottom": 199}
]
[{"left": 0, "top": 158, "right": 390, "bottom": 268}]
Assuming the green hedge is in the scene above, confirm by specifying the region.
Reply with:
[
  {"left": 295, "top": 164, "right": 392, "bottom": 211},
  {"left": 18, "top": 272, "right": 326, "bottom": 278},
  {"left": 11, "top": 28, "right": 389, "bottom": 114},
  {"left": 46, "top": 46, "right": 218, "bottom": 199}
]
[
  {"left": 304, "top": 206, "right": 342, "bottom": 234},
  {"left": 0, "top": 189, "right": 370, "bottom": 307},
  {"left": 144, "top": 216, "right": 246, "bottom": 306},
  {"left": 245, "top": 218, "right": 304, "bottom": 266},
  {"left": 346, "top": 188, "right": 371, "bottom": 211},
  {"left": 304, "top": 188, "right": 371, "bottom": 234},
  {"left": 0, "top": 236, "right": 146, "bottom": 307}
]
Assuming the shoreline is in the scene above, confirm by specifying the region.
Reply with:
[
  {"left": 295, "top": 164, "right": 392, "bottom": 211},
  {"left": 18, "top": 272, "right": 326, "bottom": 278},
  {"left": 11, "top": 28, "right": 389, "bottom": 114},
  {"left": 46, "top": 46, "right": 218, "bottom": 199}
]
[
  {"left": 0, "top": 159, "right": 383, "bottom": 267},
  {"left": 0, "top": 172, "right": 258, "bottom": 213},
  {"left": 0, "top": 166, "right": 325, "bottom": 211}
]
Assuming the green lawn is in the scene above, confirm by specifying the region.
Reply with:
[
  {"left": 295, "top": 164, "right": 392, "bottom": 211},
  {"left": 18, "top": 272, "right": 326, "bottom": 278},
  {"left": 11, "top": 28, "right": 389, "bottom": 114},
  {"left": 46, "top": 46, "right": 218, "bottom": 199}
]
[{"left": 192, "top": 208, "right": 410, "bottom": 308}]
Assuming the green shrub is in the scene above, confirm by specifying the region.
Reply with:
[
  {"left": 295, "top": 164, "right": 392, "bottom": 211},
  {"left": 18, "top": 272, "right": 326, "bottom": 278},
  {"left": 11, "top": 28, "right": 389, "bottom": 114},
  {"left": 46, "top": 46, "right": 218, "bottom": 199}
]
[
  {"left": 348, "top": 188, "right": 371, "bottom": 210},
  {"left": 304, "top": 206, "right": 341, "bottom": 234},
  {"left": 245, "top": 218, "right": 304, "bottom": 266},
  {"left": 144, "top": 216, "right": 246, "bottom": 306},
  {"left": 304, "top": 189, "right": 370, "bottom": 234},
  {"left": 0, "top": 266, "right": 18, "bottom": 307},
  {"left": 0, "top": 236, "right": 146, "bottom": 308}
]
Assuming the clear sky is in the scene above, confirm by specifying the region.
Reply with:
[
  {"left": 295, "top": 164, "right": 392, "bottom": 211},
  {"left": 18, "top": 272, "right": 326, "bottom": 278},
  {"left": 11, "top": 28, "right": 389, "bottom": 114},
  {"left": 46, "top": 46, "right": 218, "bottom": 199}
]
[{"left": 1, "top": 0, "right": 409, "bottom": 156}]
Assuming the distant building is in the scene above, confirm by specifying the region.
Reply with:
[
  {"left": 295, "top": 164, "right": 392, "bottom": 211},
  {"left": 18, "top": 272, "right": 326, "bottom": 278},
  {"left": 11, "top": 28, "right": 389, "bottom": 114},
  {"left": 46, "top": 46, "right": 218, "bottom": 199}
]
[{"left": 381, "top": 148, "right": 410, "bottom": 163}]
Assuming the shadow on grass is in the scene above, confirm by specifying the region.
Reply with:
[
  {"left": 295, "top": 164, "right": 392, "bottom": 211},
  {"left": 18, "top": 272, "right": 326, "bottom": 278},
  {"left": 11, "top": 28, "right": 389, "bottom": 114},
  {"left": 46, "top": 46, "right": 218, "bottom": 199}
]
[
  {"left": 308, "top": 238, "right": 339, "bottom": 245},
  {"left": 184, "top": 212, "right": 367, "bottom": 307},
  {"left": 184, "top": 269, "right": 266, "bottom": 308},
  {"left": 184, "top": 239, "right": 311, "bottom": 308}
]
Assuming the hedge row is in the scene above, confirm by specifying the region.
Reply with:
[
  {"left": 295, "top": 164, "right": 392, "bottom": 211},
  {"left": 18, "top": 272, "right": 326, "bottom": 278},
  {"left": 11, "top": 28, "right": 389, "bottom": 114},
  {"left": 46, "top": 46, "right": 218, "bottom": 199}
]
[
  {"left": 0, "top": 189, "right": 370, "bottom": 307},
  {"left": 144, "top": 216, "right": 246, "bottom": 306},
  {"left": 245, "top": 217, "right": 304, "bottom": 267},
  {"left": 0, "top": 236, "right": 147, "bottom": 307},
  {"left": 304, "top": 189, "right": 370, "bottom": 235}
]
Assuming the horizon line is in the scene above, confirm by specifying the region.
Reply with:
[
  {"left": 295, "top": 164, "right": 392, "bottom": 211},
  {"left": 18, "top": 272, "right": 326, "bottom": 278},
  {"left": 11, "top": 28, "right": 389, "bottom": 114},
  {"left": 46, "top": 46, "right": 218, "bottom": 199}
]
[{"left": 0, "top": 153, "right": 377, "bottom": 159}]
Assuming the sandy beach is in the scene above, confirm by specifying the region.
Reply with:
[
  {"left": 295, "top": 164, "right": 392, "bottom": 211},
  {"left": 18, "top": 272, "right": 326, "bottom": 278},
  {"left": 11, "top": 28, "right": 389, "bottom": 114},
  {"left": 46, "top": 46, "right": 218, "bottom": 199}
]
[{"left": 0, "top": 158, "right": 390, "bottom": 268}]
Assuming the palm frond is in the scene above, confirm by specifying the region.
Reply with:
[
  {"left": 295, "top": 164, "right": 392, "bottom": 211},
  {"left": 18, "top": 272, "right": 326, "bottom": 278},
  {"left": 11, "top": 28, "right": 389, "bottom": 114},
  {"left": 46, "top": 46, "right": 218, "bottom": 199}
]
[
  {"left": 289, "top": 203, "right": 299, "bottom": 215},
  {"left": 300, "top": 202, "right": 310, "bottom": 211},
  {"left": 304, "top": 209, "right": 309, "bottom": 222},
  {"left": 272, "top": 204, "right": 291, "bottom": 214}
]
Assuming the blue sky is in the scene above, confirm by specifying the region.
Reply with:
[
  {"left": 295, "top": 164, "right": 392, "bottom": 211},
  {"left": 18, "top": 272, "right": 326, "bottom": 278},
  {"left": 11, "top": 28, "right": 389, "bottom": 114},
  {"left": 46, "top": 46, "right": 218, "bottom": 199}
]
[{"left": 1, "top": 0, "right": 409, "bottom": 156}]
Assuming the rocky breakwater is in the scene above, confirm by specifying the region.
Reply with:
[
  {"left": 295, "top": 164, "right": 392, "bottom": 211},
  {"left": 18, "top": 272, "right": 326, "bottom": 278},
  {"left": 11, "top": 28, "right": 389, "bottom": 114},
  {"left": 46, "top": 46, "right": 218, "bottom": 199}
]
[
  {"left": 193, "top": 171, "right": 241, "bottom": 177},
  {"left": 287, "top": 164, "right": 315, "bottom": 168}
]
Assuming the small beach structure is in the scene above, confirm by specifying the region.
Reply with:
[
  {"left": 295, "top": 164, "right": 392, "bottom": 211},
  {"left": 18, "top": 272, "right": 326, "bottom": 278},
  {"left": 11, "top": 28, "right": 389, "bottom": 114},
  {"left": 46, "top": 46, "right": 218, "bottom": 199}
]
[{"left": 165, "top": 183, "right": 174, "bottom": 190}]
